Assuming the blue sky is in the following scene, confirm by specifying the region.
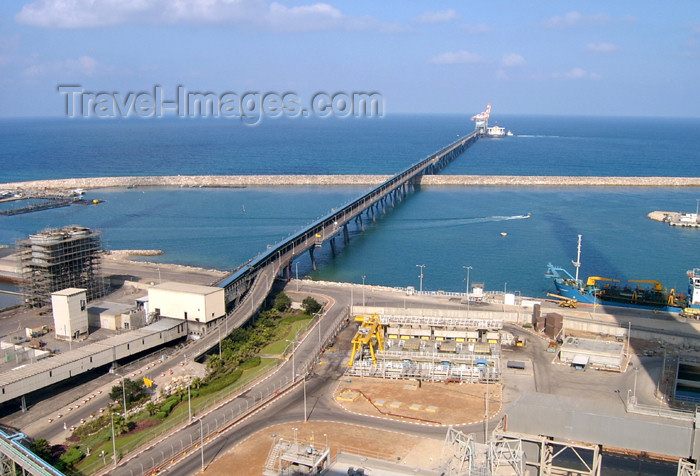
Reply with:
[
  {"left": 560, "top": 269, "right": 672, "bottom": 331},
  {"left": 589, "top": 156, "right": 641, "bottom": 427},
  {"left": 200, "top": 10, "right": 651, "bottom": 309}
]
[{"left": 1, "top": 0, "right": 699, "bottom": 117}]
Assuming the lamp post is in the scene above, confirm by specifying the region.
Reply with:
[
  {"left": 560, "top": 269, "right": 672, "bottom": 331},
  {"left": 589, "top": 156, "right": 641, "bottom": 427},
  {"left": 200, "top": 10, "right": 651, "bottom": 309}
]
[
  {"left": 633, "top": 367, "right": 639, "bottom": 402},
  {"left": 416, "top": 265, "right": 425, "bottom": 293},
  {"left": 188, "top": 383, "right": 192, "bottom": 421},
  {"left": 110, "top": 411, "right": 120, "bottom": 468},
  {"left": 361, "top": 275, "right": 366, "bottom": 306},
  {"left": 197, "top": 418, "right": 204, "bottom": 472},
  {"left": 114, "top": 373, "right": 128, "bottom": 418},
  {"left": 463, "top": 265, "right": 472, "bottom": 316}
]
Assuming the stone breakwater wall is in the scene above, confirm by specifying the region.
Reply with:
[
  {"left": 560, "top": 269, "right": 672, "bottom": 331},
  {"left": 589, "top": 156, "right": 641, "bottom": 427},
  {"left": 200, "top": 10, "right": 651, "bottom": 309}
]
[
  {"left": 420, "top": 176, "right": 700, "bottom": 187},
  {"left": 2, "top": 175, "right": 700, "bottom": 191}
]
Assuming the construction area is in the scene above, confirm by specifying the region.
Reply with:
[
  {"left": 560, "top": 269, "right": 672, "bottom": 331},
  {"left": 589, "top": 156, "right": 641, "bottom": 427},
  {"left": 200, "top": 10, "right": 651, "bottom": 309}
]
[
  {"left": 17, "top": 226, "right": 107, "bottom": 308},
  {"left": 207, "top": 420, "right": 621, "bottom": 476},
  {"left": 344, "top": 312, "right": 503, "bottom": 383}
]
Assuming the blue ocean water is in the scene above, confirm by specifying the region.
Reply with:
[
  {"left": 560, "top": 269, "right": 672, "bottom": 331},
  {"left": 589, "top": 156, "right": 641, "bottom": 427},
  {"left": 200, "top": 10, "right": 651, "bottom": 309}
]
[{"left": 1, "top": 115, "right": 700, "bottom": 305}]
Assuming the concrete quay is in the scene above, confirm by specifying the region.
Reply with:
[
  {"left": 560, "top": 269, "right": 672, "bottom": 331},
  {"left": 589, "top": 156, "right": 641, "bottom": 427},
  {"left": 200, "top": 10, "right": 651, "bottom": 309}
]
[{"left": 2, "top": 175, "right": 700, "bottom": 192}]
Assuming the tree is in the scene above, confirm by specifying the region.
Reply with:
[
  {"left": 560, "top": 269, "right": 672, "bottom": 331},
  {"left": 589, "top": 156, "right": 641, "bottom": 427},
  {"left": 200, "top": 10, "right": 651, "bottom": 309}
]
[
  {"left": 109, "top": 378, "right": 148, "bottom": 410},
  {"left": 301, "top": 296, "right": 322, "bottom": 315},
  {"left": 274, "top": 292, "right": 292, "bottom": 312},
  {"left": 30, "top": 439, "right": 52, "bottom": 462}
]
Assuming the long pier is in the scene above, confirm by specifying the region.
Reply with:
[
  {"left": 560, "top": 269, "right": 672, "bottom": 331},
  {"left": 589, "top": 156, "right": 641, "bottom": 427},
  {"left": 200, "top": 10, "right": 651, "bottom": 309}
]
[{"left": 215, "top": 130, "right": 479, "bottom": 310}]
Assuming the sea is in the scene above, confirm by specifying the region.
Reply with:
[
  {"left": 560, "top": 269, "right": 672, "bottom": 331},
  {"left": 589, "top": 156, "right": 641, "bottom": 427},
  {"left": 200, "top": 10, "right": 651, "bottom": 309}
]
[{"left": 1, "top": 114, "right": 700, "bottom": 311}]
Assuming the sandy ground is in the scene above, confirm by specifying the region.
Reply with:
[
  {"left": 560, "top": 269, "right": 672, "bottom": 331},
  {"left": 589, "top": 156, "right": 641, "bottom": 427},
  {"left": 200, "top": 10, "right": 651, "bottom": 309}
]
[
  {"left": 203, "top": 421, "right": 446, "bottom": 476},
  {"left": 334, "top": 377, "right": 502, "bottom": 426}
]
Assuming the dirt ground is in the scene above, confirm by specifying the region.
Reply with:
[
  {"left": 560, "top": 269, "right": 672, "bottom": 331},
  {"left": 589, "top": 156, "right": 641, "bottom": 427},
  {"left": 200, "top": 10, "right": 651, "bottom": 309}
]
[
  {"left": 334, "top": 377, "right": 502, "bottom": 425},
  {"left": 202, "top": 421, "right": 446, "bottom": 476}
]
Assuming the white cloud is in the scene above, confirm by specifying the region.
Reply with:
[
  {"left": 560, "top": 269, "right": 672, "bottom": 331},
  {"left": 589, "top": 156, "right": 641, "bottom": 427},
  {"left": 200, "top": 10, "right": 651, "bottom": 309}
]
[
  {"left": 413, "top": 9, "right": 459, "bottom": 25},
  {"left": 15, "top": 0, "right": 403, "bottom": 32},
  {"left": 542, "top": 11, "right": 609, "bottom": 29},
  {"left": 585, "top": 42, "right": 619, "bottom": 53},
  {"left": 460, "top": 23, "right": 493, "bottom": 34},
  {"left": 501, "top": 53, "right": 525, "bottom": 67},
  {"left": 429, "top": 50, "right": 484, "bottom": 65},
  {"left": 553, "top": 67, "right": 602, "bottom": 80},
  {"left": 23, "top": 55, "right": 103, "bottom": 78}
]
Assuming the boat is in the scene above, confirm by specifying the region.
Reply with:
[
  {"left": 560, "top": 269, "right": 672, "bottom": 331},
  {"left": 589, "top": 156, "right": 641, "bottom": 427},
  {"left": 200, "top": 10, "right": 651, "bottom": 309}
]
[
  {"left": 545, "top": 235, "right": 700, "bottom": 313},
  {"left": 486, "top": 124, "right": 507, "bottom": 137},
  {"left": 500, "top": 232, "right": 508, "bottom": 237}
]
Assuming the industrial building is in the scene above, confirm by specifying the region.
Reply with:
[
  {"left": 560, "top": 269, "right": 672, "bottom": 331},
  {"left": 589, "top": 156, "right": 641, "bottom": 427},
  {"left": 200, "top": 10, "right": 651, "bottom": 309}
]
[
  {"left": 0, "top": 318, "right": 187, "bottom": 406},
  {"left": 148, "top": 282, "right": 225, "bottom": 334},
  {"left": 51, "top": 288, "right": 88, "bottom": 340},
  {"left": 17, "top": 226, "right": 106, "bottom": 308},
  {"left": 559, "top": 337, "right": 625, "bottom": 370}
]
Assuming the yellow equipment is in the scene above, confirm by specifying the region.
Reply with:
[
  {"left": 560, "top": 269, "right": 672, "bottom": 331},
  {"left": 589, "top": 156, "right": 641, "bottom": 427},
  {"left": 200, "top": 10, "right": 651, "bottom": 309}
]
[
  {"left": 628, "top": 280, "right": 663, "bottom": 292},
  {"left": 346, "top": 314, "right": 385, "bottom": 367},
  {"left": 547, "top": 293, "right": 578, "bottom": 308},
  {"left": 585, "top": 276, "right": 620, "bottom": 287}
]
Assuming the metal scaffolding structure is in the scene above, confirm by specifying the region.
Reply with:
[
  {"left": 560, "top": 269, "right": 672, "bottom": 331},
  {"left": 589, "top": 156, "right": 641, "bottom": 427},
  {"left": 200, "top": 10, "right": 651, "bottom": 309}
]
[{"left": 17, "top": 226, "right": 106, "bottom": 308}]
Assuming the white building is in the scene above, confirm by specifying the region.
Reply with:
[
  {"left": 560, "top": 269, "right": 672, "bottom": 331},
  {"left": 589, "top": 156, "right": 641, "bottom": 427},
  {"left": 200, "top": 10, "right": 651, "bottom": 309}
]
[
  {"left": 51, "top": 288, "right": 88, "bottom": 340},
  {"left": 148, "top": 282, "right": 225, "bottom": 325}
]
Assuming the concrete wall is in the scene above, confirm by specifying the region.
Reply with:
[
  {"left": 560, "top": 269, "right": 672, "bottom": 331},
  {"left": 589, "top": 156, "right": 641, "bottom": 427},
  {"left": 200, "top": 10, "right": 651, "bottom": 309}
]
[{"left": 351, "top": 305, "right": 527, "bottom": 323}]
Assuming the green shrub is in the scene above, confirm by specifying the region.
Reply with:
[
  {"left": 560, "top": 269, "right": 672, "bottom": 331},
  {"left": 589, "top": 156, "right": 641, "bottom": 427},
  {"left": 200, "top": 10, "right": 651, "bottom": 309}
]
[
  {"left": 239, "top": 356, "right": 261, "bottom": 370},
  {"left": 199, "top": 369, "right": 243, "bottom": 396},
  {"left": 155, "top": 411, "right": 168, "bottom": 419},
  {"left": 59, "top": 446, "right": 84, "bottom": 467}
]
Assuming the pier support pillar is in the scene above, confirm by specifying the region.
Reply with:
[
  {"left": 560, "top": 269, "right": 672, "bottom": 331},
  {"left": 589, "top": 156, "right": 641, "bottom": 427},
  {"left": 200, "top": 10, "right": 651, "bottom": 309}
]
[
  {"left": 330, "top": 237, "right": 336, "bottom": 256},
  {"left": 309, "top": 247, "right": 317, "bottom": 271},
  {"left": 359, "top": 214, "right": 364, "bottom": 232},
  {"left": 343, "top": 224, "right": 349, "bottom": 244}
]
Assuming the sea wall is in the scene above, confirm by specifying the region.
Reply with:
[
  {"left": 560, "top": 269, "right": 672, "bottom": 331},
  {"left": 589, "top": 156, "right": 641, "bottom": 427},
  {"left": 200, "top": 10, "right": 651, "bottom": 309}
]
[{"left": 2, "top": 175, "right": 700, "bottom": 191}]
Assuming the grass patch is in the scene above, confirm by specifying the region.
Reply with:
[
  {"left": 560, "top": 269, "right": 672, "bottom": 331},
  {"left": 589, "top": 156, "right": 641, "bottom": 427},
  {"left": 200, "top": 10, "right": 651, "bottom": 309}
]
[{"left": 259, "top": 318, "right": 311, "bottom": 354}]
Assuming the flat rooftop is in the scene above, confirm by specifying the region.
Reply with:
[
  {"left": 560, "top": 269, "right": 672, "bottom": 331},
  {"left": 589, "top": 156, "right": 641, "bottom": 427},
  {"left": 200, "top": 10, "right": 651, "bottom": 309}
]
[
  {"left": 151, "top": 282, "right": 222, "bottom": 295},
  {"left": 560, "top": 336, "right": 624, "bottom": 356}
]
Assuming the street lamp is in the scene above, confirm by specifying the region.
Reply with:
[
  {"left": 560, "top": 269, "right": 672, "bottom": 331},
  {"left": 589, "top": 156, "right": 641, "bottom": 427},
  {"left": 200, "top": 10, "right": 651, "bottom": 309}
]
[
  {"left": 197, "top": 418, "right": 204, "bottom": 472},
  {"left": 110, "top": 411, "right": 120, "bottom": 468},
  {"left": 361, "top": 275, "right": 366, "bottom": 306},
  {"left": 416, "top": 264, "right": 425, "bottom": 293},
  {"left": 463, "top": 266, "right": 472, "bottom": 316},
  {"left": 113, "top": 373, "right": 128, "bottom": 418}
]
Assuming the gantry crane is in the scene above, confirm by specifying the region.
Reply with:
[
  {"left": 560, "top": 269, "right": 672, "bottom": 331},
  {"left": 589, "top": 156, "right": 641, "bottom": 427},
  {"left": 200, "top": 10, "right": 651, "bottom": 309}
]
[
  {"left": 471, "top": 103, "right": 492, "bottom": 132},
  {"left": 346, "top": 314, "right": 385, "bottom": 367}
]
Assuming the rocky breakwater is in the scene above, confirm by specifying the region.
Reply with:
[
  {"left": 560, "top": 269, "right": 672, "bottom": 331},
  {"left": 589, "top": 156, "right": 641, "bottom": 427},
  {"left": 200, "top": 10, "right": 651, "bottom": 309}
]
[
  {"left": 3, "top": 175, "right": 700, "bottom": 192},
  {"left": 419, "top": 176, "right": 700, "bottom": 186},
  {"left": 0, "top": 175, "right": 393, "bottom": 191}
]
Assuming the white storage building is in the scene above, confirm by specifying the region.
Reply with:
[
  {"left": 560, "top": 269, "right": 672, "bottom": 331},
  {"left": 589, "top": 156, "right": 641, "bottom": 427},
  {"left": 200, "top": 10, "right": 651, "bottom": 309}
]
[
  {"left": 51, "top": 288, "right": 88, "bottom": 340},
  {"left": 148, "top": 282, "right": 225, "bottom": 324}
]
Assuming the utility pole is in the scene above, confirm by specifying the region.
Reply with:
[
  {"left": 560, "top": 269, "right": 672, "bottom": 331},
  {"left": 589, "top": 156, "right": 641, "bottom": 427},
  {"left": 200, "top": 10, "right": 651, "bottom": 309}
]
[
  {"left": 463, "top": 265, "right": 472, "bottom": 316},
  {"left": 416, "top": 264, "right": 425, "bottom": 293},
  {"left": 361, "top": 275, "right": 366, "bottom": 306}
]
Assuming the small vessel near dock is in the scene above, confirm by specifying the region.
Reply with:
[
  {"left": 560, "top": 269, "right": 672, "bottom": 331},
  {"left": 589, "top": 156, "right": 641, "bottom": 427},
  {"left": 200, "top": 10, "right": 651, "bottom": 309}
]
[
  {"left": 546, "top": 235, "right": 700, "bottom": 313},
  {"left": 471, "top": 103, "right": 513, "bottom": 137}
]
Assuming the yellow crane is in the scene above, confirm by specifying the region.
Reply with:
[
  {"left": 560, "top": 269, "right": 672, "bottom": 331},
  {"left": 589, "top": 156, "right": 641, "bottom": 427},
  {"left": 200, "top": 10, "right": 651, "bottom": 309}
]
[
  {"left": 546, "top": 293, "right": 578, "bottom": 308},
  {"left": 585, "top": 276, "right": 620, "bottom": 287},
  {"left": 628, "top": 280, "right": 663, "bottom": 292},
  {"left": 346, "top": 314, "right": 385, "bottom": 367}
]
